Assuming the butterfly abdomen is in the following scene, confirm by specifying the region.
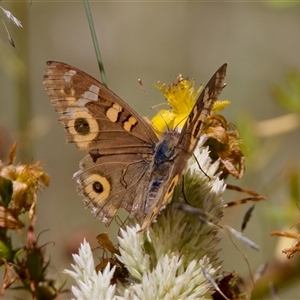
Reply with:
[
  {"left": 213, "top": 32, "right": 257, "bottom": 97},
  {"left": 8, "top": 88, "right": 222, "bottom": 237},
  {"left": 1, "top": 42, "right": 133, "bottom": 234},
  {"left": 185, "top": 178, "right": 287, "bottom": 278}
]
[
  {"left": 146, "top": 177, "right": 164, "bottom": 212},
  {"left": 142, "top": 131, "right": 182, "bottom": 218}
]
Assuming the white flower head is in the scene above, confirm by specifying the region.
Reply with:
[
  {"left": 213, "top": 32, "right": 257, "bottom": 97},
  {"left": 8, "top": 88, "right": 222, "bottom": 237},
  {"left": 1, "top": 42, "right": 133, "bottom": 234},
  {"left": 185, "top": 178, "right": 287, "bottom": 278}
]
[
  {"left": 64, "top": 239, "right": 116, "bottom": 300},
  {"left": 65, "top": 143, "right": 226, "bottom": 299}
]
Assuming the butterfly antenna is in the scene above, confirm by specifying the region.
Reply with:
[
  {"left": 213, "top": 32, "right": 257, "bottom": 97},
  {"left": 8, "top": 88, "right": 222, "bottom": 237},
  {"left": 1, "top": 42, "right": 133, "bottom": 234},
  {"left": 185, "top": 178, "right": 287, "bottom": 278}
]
[
  {"left": 137, "top": 78, "right": 170, "bottom": 132},
  {"left": 174, "top": 115, "right": 189, "bottom": 131}
]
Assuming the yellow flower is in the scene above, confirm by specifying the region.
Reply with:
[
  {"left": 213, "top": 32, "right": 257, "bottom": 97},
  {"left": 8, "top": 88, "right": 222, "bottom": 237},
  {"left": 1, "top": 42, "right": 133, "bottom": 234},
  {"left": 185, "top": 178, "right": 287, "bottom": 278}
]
[
  {"left": 151, "top": 75, "right": 230, "bottom": 135},
  {"left": 152, "top": 75, "right": 202, "bottom": 134}
]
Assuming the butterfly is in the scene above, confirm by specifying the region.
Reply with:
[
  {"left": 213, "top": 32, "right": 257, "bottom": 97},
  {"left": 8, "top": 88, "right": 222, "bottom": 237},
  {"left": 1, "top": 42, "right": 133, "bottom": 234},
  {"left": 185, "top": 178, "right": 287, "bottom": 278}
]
[{"left": 43, "top": 62, "right": 227, "bottom": 232}]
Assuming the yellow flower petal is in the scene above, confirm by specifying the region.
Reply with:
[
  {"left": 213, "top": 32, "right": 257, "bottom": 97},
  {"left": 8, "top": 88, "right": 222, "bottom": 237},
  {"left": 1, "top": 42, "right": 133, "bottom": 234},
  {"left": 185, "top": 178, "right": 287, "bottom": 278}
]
[
  {"left": 213, "top": 100, "right": 231, "bottom": 112},
  {"left": 152, "top": 76, "right": 202, "bottom": 135},
  {"left": 151, "top": 110, "right": 177, "bottom": 133}
]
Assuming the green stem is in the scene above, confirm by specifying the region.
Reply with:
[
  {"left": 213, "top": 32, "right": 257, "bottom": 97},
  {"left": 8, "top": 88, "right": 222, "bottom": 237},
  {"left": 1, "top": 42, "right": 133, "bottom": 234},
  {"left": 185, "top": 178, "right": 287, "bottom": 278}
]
[{"left": 83, "top": 0, "right": 107, "bottom": 87}]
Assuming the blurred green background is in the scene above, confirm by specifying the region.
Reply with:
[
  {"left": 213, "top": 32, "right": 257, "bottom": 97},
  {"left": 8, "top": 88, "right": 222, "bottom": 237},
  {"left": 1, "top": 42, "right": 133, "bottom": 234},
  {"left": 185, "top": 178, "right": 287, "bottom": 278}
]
[{"left": 1, "top": 1, "right": 300, "bottom": 299}]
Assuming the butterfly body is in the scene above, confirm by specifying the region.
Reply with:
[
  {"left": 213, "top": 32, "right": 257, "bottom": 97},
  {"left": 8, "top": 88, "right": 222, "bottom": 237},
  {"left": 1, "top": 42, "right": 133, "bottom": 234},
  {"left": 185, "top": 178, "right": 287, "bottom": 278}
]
[
  {"left": 43, "top": 62, "right": 227, "bottom": 231},
  {"left": 141, "top": 130, "right": 183, "bottom": 221}
]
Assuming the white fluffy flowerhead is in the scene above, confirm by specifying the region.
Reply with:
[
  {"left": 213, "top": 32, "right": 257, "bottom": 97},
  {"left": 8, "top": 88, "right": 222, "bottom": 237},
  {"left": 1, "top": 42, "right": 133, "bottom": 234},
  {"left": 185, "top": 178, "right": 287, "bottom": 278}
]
[{"left": 65, "top": 138, "right": 226, "bottom": 299}]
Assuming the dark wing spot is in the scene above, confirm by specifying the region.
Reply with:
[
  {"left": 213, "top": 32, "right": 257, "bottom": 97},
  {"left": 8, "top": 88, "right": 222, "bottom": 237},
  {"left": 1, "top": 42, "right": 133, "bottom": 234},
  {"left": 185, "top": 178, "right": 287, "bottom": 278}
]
[
  {"left": 93, "top": 181, "right": 103, "bottom": 193},
  {"left": 187, "top": 111, "right": 194, "bottom": 127},
  {"left": 194, "top": 120, "right": 203, "bottom": 137},
  {"left": 89, "top": 149, "right": 102, "bottom": 163},
  {"left": 75, "top": 118, "right": 90, "bottom": 135}
]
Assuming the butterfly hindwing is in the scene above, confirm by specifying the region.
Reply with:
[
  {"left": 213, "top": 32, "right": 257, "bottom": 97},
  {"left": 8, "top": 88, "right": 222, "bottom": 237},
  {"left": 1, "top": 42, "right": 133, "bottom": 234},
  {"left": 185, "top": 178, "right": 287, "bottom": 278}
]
[{"left": 75, "top": 153, "right": 150, "bottom": 225}]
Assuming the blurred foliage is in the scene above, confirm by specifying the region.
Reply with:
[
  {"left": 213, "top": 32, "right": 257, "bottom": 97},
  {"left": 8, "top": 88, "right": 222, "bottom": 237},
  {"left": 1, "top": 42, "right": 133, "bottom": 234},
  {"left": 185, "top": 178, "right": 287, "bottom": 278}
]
[
  {"left": 253, "top": 69, "right": 300, "bottom": 298},
  {"left": 273, "top": 69, "right": 300, "bottom": 113},
  {"left": 0, "top": 5, "right": 22, "bottom": 47},
  {"left": 0, "top": 144, "right": 68, "bottom": 299},
  {"left": 267, "top": 0, "right": 300, "bottom": 9}
]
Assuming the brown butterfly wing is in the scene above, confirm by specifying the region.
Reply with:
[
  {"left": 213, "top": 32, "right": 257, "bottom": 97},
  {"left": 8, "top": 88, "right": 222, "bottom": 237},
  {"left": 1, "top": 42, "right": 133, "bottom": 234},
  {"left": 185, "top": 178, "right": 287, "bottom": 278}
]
[
  {"left": 74, "top": 153, "right": 150, "bottom": 225},
  {"left": 43, "top": 61, "right": 158, "bottom": 225},
  {"left": 43, "top": 61, "right": 158, "bottom": 154},
  {"left": 179, "top": 63, "right": 227, "bottom": 154}
]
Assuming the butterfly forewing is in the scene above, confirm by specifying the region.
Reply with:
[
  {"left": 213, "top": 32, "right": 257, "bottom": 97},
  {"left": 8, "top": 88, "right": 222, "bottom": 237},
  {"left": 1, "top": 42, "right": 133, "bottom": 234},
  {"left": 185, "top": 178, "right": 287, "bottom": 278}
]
[
  {"left": 43, "top": 61, "right": 158, "bottom": 154},
  {"left": 179, "top": 64, "right": 227, "bottom": 154}
]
